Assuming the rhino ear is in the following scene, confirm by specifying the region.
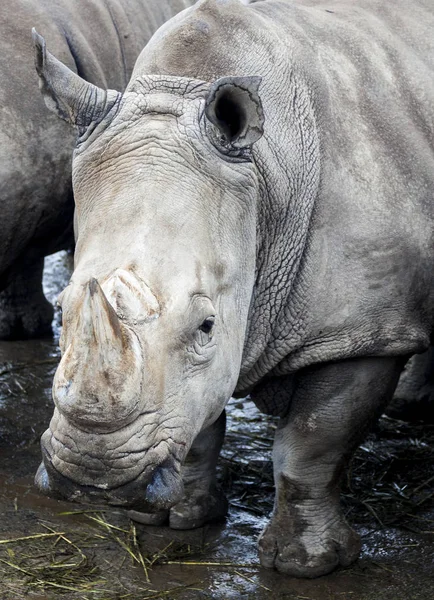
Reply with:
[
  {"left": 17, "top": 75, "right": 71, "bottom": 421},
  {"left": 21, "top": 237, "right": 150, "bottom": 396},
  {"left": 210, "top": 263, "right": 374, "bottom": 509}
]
[
  {"left": 205, "top": 76, "right": 264, "bottom": 149},
  {"left": 32, "top": 29, "right": 121, "bottom": 138}
]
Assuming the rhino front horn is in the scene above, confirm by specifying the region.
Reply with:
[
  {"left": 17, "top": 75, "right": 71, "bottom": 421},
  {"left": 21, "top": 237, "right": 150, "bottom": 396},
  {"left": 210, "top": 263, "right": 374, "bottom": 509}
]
[{"left": 53, "top": 278, "right": 143, "bottom": 431}]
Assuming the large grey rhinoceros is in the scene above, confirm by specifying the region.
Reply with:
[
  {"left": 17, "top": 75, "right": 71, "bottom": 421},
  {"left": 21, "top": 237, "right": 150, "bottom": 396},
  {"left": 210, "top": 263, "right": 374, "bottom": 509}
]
[
  {"left": 0, "top": 0, "right": 194, "bottom": 340},
  {"left": 33, "top": 0, "right": 434, "bottom": 578}
]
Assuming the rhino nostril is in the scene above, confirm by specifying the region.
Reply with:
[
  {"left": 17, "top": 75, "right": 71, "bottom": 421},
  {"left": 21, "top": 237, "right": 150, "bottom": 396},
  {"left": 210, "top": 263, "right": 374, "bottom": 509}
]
[{"left": 145, "top": 460, "right": 184, "bottom": 509}]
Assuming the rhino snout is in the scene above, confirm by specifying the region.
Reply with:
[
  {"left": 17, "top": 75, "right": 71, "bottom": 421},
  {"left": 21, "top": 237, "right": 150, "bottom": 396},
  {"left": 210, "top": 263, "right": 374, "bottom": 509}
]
[{"left": 35, "top": 454, "right": 184, "bottom": 511}]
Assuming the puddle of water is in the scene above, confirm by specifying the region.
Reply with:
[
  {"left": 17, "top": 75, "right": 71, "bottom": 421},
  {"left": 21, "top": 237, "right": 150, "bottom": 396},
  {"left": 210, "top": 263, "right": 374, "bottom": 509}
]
[
  {"left": 0, "top": 251, "right": 433, "bottom": 599},
  {"left": 43, "top": 250, "right": 74, "bottom": 338}
]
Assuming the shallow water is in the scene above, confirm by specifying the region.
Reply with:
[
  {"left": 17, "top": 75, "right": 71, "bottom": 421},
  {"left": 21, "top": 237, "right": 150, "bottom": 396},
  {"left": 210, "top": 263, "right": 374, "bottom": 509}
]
[{"left": 0, "top": 252, "right": 433, "bottom": 599}]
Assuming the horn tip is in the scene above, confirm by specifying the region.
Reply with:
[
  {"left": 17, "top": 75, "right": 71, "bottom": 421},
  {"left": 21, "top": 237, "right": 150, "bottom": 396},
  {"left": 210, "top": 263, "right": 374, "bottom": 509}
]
[
  {"left": 32, "top": 28, "right": 43, "bottom": 45},
  {"left": 32, "top": 28, "right": 46, "bottom": 72}
]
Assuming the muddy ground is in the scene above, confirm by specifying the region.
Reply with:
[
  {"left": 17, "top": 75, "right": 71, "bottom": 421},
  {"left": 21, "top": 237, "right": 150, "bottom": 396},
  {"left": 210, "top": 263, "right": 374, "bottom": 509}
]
[{"left": 0, "top": 252, "right": 433, "bottom": 599}]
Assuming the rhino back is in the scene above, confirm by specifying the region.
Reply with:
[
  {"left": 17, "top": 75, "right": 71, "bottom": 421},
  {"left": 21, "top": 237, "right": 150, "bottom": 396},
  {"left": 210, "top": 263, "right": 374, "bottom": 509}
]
[
  {"left": 130, "top": 0, "right": 434, "bottom": 394},
  {"left": 253, "top": 0, "right": 434, "bottom": 378}
]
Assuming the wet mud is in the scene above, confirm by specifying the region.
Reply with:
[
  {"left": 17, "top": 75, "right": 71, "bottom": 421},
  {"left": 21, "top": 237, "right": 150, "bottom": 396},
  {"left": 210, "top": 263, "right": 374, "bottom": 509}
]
[{"left": 0, "top": 252, "right": 433, "bottom": 599}]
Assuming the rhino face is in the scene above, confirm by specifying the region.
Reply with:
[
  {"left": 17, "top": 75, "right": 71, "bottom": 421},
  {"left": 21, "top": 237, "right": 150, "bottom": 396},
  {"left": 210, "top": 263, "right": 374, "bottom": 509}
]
[{"left": 33, "top": 31, "right": 264, "bottom": 509}]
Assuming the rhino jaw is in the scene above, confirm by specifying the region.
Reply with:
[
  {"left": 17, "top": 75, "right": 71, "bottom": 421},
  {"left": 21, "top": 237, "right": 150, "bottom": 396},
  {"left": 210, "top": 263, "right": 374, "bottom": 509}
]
[
  {"left": 35, "top": 452, "right": 184, "bottom": 511},
  {"left": 53, "top": 277, "right": 143, "bottom": 432}
]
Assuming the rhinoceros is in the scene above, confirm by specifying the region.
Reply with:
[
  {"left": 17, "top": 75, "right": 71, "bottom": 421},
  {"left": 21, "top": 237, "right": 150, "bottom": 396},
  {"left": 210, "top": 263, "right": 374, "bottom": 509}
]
[
  {"left": 0, "top": 0, "right": 195, "bottom": 340},
  {"left": 33, "top": 0, "right": 434, "bottom": 578}
]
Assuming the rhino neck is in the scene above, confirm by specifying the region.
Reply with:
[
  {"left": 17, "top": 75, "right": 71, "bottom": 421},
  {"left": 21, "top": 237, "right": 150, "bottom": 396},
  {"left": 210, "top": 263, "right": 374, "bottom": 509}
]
[{"left": 237, "top": 69, "right": 321, "bottom": 392}]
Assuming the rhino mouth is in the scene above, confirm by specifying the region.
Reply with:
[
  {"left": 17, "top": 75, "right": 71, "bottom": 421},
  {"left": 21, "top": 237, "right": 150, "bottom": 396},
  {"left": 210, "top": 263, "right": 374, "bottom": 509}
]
[
  {"left": 35, "top": 454, "right": 184, "bottom": 511},
  {"left": 35, "top": 419, "right": 186, "bottom": 511}
]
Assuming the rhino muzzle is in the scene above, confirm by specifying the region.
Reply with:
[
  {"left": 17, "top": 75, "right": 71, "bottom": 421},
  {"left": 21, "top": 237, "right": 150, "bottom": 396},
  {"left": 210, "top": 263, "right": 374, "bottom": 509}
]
[{"left": 35, "top": 450, "right": 184, "bottom": 511}]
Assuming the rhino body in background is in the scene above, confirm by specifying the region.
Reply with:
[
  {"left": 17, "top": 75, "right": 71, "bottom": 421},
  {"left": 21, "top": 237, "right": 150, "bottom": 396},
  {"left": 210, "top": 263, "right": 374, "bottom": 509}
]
[
  {"left": 0, "top": 0, "right": 194, "bottom": 339},
  {"left": 33, "top": 0, "right": 433, "bottom": 578}
]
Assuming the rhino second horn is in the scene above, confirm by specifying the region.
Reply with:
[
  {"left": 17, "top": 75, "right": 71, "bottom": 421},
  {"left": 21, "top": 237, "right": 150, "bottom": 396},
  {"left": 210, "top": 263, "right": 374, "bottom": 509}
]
[
  {"left": 102, "top": 269, "right": 160, "bottom": 325},
  {"left": 53, "top": 278, "right": 143, "bottom": 431}
]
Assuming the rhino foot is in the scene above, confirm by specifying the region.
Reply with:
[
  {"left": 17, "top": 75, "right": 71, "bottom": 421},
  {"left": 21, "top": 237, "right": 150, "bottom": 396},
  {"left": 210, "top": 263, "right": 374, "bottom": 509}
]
[{"left": 258, "top": 511, "right": 361, "bottom": 578}]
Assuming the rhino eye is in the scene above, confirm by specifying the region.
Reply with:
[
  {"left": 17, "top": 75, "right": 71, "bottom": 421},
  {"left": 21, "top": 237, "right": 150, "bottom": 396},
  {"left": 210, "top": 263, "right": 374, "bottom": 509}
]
[{"left": 199, "top": 317, "right": 215, "bottom": 335}]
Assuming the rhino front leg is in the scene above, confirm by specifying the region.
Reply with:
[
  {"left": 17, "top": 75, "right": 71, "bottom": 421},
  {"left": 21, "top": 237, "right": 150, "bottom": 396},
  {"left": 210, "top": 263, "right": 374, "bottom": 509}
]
[
  {"left": 129, "top": 411, "right": 228, "bottom": 529},
  {"left": 258, "top": 357, "right": 404, "bottom": 578},
  {"left": 0, "top": 256, "right": 53, "bottom": 340},
  {"left": 169, "top": 410, "right": 228, "bottom": 529}
]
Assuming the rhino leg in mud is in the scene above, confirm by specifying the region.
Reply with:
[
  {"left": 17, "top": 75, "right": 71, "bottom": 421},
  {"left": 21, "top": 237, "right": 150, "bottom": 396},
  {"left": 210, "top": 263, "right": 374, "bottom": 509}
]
[
  {"left": 129, "top": 411, "right": 228, "bottom": 529},
  {"left": 257, "top": 357, "right": 404, "bottom": 578},
  {"left": 386, "top": 348, "right": 434, "bottom": 422},
  {"left": 0, "top": 256, "right": 53, "bottom": 340}
]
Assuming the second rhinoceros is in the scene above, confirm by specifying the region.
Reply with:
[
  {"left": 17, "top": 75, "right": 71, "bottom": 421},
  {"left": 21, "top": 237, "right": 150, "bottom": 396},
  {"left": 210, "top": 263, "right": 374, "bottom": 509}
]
[
  {"left": 33, "top": 0, "right": 434, "bottom": 578},
  {"left": 0, "top": 0, "right": 194, "bottom": 340}
]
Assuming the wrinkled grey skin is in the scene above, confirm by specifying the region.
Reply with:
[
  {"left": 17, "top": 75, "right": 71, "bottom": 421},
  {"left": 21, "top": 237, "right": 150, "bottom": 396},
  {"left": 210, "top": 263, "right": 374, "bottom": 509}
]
[
  {"left": 0, "top": 0, "right": 195, "bottom": 340},
  {"left": 33, "top": 0, "right": 433, "bottom": 578}
]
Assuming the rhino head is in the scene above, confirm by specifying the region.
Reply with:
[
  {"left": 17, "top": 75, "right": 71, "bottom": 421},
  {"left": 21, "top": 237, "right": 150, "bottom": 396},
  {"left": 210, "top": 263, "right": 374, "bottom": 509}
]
[{"left": 32, "top": 28, "right": 264, "bottom": 511}]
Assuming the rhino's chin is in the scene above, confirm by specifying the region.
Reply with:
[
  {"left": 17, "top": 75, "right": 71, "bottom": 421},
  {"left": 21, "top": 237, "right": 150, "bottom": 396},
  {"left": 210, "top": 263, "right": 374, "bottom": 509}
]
[
  {"left": 35, "top": 451, "right": 184, "bottom": 511},
  {"left": 37, "top": 406, "right": 189, "bottom": 510}
]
